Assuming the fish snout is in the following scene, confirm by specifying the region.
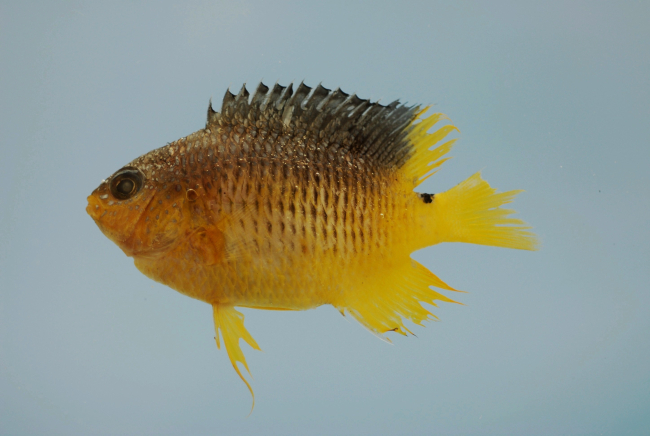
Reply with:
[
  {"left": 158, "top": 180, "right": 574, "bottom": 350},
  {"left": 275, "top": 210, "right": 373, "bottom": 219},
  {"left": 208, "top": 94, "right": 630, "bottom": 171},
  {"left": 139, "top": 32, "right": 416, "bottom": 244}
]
[
  {"left": 86, "top": 194, "right": 104, "bottom": 221},
  {"left": 86, "top": 192, "right": 137, "bottom": 256}
]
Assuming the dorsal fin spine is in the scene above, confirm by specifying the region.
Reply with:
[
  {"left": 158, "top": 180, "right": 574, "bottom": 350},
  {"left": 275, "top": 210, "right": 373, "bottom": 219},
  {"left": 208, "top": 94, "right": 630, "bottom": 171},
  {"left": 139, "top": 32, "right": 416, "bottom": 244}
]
[
  {"left": 373, "top": 106, "right": 417, "bottom": 160},
  {"left": 206, "top": 81, "right": 458, "bottom": 177},
  {"left": 276, "top": 83, "right": 293, "bottom": 110},
  {"left": 332, "top": 92, "right": 355, "bottom": 115},
  {"left": 235, "top": 83, "right": 248, "bottom": 102},
  {"left": 286, "top": 82, "right": 307, "bottom": 110},
  {"left": 206, "top": 98, "right": 219, "bottom": 127},
  {"left": 302, "top": 84, "right": 330, "bottom": 123},
  {"left": 259, "top": 82, "right": 278, "bottom": 112},
  {"left": 347, "top": 98, "right": 370, "bottom": 119},
  {"left": 250, "top": 82, "right": 269, "bottom": 108},
  {"left": 315, "top": 86, "right": 335, "bottom": 112},
  {"left": 300, "top": 84, "right": 317, "bottom": 110},
  {"left": 282, "top": 105, "right": 294, "bottom": 127}
]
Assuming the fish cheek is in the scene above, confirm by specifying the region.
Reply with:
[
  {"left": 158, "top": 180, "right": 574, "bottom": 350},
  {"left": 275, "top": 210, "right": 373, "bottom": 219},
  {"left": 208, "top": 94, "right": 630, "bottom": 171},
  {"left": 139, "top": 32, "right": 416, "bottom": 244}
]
[
  {"left": 89, "top": 188, "right": 156, "bottom": 250},
  {"left": 129, "top": 192, "right": 186, "bottom": 256}
]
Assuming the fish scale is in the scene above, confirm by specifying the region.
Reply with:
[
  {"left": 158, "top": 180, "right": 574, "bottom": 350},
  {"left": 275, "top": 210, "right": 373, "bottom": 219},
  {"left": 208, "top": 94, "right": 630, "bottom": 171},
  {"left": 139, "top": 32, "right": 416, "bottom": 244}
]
[{"left": 87, "top": 81, "right": 538, "bottom": 410}]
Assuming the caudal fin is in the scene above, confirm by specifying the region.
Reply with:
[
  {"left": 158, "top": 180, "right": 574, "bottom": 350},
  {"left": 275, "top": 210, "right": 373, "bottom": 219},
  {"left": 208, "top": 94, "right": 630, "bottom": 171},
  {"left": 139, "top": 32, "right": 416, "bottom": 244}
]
[{"left": 431, "top": 172, "right": 539, "bottom": 250}]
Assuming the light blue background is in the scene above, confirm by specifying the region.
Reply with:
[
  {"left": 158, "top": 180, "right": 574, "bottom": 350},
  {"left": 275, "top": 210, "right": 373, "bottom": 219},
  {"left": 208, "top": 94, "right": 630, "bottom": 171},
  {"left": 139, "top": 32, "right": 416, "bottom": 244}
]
[{"left": 1, "top": 1, "right": 648, "bottom": 435}]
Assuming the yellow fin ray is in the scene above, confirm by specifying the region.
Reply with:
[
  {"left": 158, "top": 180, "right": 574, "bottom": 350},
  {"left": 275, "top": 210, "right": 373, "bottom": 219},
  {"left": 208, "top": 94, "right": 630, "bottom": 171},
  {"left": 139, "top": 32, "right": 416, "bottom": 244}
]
[
  {"left": 431, "top": 172, "right": 539, "bottom": 250},
  {"left": 402, "top": 110, "right": 459, "bottom": 186},
  {"left": 407, "top": 110, "right": 446, "bottom": 140},
  {"left": 212, "top": 304, "right": 261, "bottom": 412},
  {"left": 342, "top": 259, "right": 460, "bottom": 338},
  {"left": 410, "top": 139, "right": 457, "bottom": 181}
]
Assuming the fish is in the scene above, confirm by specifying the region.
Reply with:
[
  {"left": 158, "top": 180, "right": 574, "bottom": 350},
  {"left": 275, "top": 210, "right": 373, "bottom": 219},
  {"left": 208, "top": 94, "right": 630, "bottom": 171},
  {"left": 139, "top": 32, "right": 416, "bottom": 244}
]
[{"left": 86, "top": 82, "right": 538, "bottom": 410}]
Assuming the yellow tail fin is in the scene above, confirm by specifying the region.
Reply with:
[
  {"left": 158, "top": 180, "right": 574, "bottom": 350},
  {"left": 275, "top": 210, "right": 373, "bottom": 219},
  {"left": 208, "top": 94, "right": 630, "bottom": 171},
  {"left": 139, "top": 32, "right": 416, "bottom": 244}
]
[
  {"left": 212, "top": 305, "right": 261, "bottom": 413},
  {"left": 339, "top": 111, "right": 537, "bottom": 341},
  {"left": 431, "top": 172, "right": 539, "bottom": 250}
]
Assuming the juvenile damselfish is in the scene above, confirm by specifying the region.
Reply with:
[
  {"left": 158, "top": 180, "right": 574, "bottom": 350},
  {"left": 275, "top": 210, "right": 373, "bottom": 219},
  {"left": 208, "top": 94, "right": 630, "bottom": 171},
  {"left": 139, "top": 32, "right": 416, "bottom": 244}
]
[{"left": 87, "top": 82, "right": 538, "bottom": 407}]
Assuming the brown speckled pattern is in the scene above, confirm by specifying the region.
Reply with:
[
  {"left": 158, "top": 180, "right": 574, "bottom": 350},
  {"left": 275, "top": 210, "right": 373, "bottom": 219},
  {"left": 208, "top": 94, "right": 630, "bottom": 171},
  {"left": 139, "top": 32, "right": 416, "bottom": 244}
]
[{"left": 88, "top": 82, "right": 431, "bottom": 309}]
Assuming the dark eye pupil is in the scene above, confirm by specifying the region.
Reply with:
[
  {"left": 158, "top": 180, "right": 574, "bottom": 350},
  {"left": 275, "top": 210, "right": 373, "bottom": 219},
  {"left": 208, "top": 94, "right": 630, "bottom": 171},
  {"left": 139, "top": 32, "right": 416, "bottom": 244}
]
[{"left": 116, "top": 179, "right": 134, "bottom": 195}]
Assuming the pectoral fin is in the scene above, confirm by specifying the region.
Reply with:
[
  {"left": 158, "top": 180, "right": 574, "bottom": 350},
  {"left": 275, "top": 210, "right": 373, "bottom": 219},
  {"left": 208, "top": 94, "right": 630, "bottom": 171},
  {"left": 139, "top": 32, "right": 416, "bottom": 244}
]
[
  {"left": 212, "top": 304, "right": 261, "bottom": 412},
  {"left": 188, "top": 227, "right": 226, "bottom": 265}
]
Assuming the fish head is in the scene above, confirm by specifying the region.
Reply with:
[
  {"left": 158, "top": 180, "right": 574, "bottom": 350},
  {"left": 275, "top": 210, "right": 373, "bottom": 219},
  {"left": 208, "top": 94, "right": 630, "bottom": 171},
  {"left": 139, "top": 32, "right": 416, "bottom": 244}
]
[{"left": 87, "top": 155, "right": 187, "bottom": 259}]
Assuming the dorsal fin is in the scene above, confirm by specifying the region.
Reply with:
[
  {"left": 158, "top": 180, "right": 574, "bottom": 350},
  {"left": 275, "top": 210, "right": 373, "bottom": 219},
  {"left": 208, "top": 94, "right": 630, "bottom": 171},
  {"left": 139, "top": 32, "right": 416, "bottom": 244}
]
[{"left": 206, "top": 82, "right": 456, "bottom": 177}]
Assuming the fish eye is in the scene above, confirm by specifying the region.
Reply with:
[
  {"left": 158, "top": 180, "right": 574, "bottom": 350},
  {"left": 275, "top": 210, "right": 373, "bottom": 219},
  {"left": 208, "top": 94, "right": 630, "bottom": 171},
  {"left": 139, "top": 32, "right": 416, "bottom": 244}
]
[{"left": 110, "top": 167, "right": 144, "bottom": 200}]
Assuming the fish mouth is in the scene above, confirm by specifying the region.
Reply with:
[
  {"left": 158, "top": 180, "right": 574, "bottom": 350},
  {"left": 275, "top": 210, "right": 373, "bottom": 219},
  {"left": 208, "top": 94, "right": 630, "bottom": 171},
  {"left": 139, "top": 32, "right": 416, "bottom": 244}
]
[
  {"left": 86, "top": 194, "right": 104, "bottom": 221},
  {"left": 86, "top": 193, "right": 138, "bottom": 256}
]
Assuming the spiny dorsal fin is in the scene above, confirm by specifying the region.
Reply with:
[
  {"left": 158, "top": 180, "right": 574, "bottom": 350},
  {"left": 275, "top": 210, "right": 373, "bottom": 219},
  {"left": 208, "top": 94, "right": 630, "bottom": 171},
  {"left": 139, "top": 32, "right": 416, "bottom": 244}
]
[{"left": 206, "top": 82, "right": 432, "bottom": 170}]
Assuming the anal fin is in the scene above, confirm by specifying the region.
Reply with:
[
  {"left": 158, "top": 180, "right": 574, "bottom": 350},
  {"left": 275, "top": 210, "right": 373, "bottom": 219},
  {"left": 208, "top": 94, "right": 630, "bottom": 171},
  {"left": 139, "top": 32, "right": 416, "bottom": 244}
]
[
  {"left": 212, "top": 305, "right": 261, "bottom": 413},
  {"left": 341, "top": 259, "right": 462, "bottom": 340}
]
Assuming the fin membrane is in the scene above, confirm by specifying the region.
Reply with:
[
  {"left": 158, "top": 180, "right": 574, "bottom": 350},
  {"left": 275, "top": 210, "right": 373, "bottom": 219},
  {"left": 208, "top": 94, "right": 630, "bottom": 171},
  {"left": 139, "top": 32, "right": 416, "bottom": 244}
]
[
  {"left": 432, "top": 172, "right": 539, "bottom": 250},
  {"left": 401, "top": 108, "right": 459, "bottom": 186},
  {"left": 212, "top": 305, "right": 261, "bottom": 412},
  {"left": 208, "top": 82, "right": 428, "bottom": 171},
  {"left": 342, "top": 259, "right": 462, "bottom": 339}
]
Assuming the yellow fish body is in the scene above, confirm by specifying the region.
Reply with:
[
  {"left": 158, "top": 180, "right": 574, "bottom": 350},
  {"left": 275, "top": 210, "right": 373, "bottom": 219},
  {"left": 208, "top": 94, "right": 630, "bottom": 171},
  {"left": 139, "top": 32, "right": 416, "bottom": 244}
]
[{"left": 87, "top": 82, "right": 537, "bottom": 407}]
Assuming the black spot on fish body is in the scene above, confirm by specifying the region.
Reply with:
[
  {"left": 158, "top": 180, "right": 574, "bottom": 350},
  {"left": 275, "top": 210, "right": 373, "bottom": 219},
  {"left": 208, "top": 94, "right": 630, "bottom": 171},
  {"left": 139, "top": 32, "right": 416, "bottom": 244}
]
[{"left": 419, "top": 193, "right": 434, "bottom": 204}]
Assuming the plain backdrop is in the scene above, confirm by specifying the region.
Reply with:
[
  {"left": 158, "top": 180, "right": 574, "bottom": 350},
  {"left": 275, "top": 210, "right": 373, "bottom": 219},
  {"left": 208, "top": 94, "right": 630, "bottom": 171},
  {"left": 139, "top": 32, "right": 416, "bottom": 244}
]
[{"left": 1, "top": 1, "right": 649, "bottom": 435}]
